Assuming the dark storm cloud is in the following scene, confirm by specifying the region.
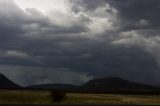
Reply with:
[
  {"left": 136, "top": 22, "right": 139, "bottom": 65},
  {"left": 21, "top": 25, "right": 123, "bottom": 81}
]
[
  {"left": 0, "top": 0, "right": 160, "bottom": 86},
  {"left": 70, "top": 0, "right": 106, "bottom": 12},
  {"left": 71, "top": 0, "right": 160, "bottom": 30},
  {"left": 106, "top": 0, "right": 160, "bottom": 30}
]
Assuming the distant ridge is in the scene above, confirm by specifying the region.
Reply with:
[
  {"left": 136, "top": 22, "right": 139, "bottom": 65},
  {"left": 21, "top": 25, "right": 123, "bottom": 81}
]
[
  {"left": 81, "top": 77, "right": 160, "bottom": 91},
  {"left": 27, "top": 77, "right": 160, "bottom": 93},
  {"left": 27, "top": 83, "right": 77, "bottom": 90},
  {"left": 0, "top": 73, "right": 159, "bottom": 93},
  {"left": 0, "top": 73, "right": 21, "bottom": 89}
]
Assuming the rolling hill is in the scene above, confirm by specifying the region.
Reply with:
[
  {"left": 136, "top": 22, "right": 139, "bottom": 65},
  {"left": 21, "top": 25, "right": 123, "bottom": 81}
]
[
  {"left": 27, "top": 77, "right": 160, "bottom": 93},
  {"left": 81, "top": 77, "right": 160, "bottom": 91},
  {"left": 27, "top": 83, "right": 77, "bottom": 90},
  {"left": 0, "top": 73, "right": 159, "bottom": 93}
]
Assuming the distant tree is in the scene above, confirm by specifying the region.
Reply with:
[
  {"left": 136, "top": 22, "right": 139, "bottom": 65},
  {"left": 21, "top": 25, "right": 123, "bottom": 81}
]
[{"left": 50, "top": 90, "right": 67, "bottom": 103}]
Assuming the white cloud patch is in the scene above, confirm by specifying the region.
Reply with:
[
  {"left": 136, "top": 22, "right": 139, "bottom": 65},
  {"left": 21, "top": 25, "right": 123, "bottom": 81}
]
[
  {"left": 70, "top": 2, "right": 120, "bottom": 36},
  {"left": 14, "top": 0, "right": 70, "bottom": 14},
  {"left": 0, "top": 50, "right": 29, "bottom": 58},
  {"left": 6, "top": 50, "right": 29, "bottom": 58}
]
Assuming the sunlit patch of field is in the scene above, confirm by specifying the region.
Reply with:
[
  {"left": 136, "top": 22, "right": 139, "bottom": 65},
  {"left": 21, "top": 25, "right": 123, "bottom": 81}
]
[
  {"left": 66, "top": 93, "right": 160, "bottom": 105},
  {"left": 0, "top": 90, "right": 160, "bottom": 105}
]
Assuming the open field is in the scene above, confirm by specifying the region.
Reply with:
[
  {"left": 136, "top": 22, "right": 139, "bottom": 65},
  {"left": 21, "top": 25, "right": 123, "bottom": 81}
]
[{"left": 0, "top": 90, "right": 160, "bottom": 105}]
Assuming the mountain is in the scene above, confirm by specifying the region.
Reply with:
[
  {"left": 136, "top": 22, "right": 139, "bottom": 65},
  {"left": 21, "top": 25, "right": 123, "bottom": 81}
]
[
  {"left": 81, "top": 77, "right": 160, "bottom": 91},
  {"left": 27, "top": 77, "right": 160, "bottom": 93},
  {"left": 0, "top": 73, "right": 21, "bottom": 89},
  {"left": 0, "top": 73, "right": 159, "bottom": 93}
]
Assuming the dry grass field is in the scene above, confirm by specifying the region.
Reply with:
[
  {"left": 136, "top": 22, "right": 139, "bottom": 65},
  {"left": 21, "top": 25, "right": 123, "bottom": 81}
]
[{"left": 0, "top": 90, "right": 160, "bottom": 105}]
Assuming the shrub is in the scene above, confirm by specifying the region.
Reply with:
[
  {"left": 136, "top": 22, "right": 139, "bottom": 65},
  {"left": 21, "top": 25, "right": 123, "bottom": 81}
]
[{"left": 50, "top": 90, "right": 67, "bottom": 103}]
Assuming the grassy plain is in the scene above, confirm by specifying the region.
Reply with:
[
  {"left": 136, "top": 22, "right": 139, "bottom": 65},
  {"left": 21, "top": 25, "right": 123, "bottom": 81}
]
[{"left": 0, "top": 90, "right": 160, "bottom": 105}]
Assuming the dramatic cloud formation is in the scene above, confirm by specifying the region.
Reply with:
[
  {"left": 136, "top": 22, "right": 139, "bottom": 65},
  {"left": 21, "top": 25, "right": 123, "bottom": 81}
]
[{"left": 0, "top": 0, "right": 160, "bottom": 86}]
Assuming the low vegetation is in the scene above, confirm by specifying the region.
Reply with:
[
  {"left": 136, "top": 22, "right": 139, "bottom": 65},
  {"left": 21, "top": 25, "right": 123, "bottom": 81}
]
[
  {"left": 50, "top": 90, "right": 67, "bottom": 103},
  {"left": 0, "top": 90, "right": 160, "bottom": 105}
]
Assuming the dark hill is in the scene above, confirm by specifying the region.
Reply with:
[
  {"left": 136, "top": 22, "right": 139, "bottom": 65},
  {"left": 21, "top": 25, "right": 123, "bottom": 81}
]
[
  {"left": 1, "top": 73, "right": 160, "bottom": 93},
  {"left": 81, "top": 77, "right": 160, "bottom": 91},
  {"left": 0, "top": 73, "right": 21, "bottom": 89},
  {"left": 27, "top": 77, "right": 160, "bottom": 94},
  {"left": 27, "top": 83, "right": 77, "bottom": 90}
]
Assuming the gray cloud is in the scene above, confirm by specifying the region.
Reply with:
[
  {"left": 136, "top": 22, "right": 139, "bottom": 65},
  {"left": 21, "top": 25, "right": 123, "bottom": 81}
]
[
  {"left": 0, "top": 65, "right": 93, "bottom": 86},
  {"left": 106, "top": 0, "right": 160, "bottom": 30},
  {"left": 0, "top": 0, "right": 160, "bottom": 86}
]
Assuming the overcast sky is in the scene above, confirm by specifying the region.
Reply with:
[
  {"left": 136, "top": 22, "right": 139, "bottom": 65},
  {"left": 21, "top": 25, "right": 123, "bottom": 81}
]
[{"left": 0, "top": 0, "right": 160, "bottom": 86}]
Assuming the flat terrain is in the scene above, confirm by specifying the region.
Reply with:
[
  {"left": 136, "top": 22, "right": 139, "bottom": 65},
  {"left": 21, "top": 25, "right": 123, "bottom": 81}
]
[{"left": 0, "top": 90, "right": 160, "bottom": 105}]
